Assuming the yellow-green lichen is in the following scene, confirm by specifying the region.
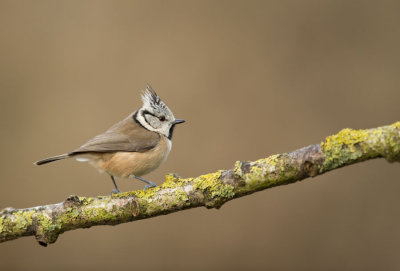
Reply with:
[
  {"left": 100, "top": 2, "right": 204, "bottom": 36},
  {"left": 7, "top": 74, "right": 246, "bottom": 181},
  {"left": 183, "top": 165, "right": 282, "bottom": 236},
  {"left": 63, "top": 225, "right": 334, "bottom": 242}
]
[
  {"left": 246, "top": 165, "right": 264, "bottom": 187},
  {"left": 64, "top": 206, "right": 81, "bottom": 221},
  {"left": 254, "top": 155, "right": 280, "bottom": 174},
  {"left": 256, "top": 154, "right": 280, "bottom": 167},
  {"left": 174, "top": 188, "right": 189, "bottom": 202},
  {"left": 234, "top": 161, "right": 243, "bottom": 177},
  {"left": 111, "top": 191, "right": 136, "bottom": 198},
  {"left": 235, "top": 154, "right": 300, "bottom": 193},
  {"left": 321, "top": 128, "right": 371, "bottom": 171},
  {"left": 35, "top": 213, "right": 53, "bottom": 229},
  {"left": 14, "top": 211, "right": 33, "bottom": 230},
  {"left": 80, "top": 207, "right": 117, "bottom": 223},
  {"left": 132, "top": 186, "right": 162, "bottom": 200},
  {"left": 34, "top": 212, "right": 61, "bottom": 242},
  {"left": 192, "top": 171, "right": 235, "bottom": 199},
  {"left": 161, "top": 173, "right": 191, "bottom": 189},
  {"left": 110, "top": 185, "right": 162, "bottom": 201},
  {"left": 111, "top": 171, "right": 235, "bottom": 211},
  {"left": 6, "top": 211, "right": 33, "bottom": 234},
  {"left": 71, "top": 209, "right": 80, "bottom": 218},
  {"left": 110, "top": 178, "right": 191, "bottom": 215},
  {"left": 0, "top": 216, "right": 4, "bottom": 233},
  {"left": 0, "top": 210, "right": 35, "bottom": 239},
  {"left": 80, "top": 197, "right": 94, "bottom": 206},
  {"left": 321, "top": 123, "right": 400, "bottom": 169},
  {"left": 385, "top": 122, "right": 400, "bottom": 162}
]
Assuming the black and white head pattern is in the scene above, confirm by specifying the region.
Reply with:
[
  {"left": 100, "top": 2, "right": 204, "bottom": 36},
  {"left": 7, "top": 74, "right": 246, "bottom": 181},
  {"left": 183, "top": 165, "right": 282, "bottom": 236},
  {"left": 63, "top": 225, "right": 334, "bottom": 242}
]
[{"left": 135, "top": 85, "right": 177, "bottom": 139}]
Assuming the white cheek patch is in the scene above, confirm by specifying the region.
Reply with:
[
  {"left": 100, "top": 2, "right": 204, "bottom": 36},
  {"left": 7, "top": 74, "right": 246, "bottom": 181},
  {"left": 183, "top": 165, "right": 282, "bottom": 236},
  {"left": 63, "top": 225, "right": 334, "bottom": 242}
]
[{"left": 136, "top": 111, "right": 157, "bottom": 133}]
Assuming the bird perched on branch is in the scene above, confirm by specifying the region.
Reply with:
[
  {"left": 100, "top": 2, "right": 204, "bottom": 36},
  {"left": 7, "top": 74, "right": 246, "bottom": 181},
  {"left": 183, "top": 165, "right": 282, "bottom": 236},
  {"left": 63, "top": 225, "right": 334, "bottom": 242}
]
[{"left": 35, "top": 85, "right": 185, "bottom": 193}]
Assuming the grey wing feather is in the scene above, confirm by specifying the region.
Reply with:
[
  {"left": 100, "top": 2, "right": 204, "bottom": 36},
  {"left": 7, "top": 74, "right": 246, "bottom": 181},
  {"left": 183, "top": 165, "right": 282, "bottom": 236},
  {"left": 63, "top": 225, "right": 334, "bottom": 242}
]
[
  {"left": 70, "top": 133, "right": 137, "bottom": 153},
  {"left": 69, "top": 113, "right": 160, "bottom": 155}
]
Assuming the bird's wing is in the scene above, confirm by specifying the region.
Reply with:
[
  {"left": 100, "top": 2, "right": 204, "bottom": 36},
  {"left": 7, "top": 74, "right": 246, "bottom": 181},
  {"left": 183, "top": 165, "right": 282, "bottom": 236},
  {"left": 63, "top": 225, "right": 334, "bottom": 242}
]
[{"left": 69, "top": 113, "right": 160, "bottom": 155}]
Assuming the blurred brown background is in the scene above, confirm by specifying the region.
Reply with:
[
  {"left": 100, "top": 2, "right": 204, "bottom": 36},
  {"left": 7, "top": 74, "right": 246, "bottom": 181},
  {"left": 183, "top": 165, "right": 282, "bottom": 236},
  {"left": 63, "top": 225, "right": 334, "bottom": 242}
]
[{"left": 0, "top": 0, "right": 399, "bottom": 270}]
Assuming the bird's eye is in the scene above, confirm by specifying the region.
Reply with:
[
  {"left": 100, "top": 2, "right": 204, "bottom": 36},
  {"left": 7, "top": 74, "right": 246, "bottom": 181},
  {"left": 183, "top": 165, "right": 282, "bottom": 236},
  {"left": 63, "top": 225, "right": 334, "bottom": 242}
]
[{"left": 159, "top": 116, "right": 166, "bottom": 121}]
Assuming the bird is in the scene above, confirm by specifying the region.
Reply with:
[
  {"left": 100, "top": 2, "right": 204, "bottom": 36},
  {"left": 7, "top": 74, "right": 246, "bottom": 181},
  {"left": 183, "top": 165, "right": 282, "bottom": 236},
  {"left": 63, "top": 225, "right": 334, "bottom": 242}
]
[{"left": 35, "top": 85, "right": 185, "bottom": 193}]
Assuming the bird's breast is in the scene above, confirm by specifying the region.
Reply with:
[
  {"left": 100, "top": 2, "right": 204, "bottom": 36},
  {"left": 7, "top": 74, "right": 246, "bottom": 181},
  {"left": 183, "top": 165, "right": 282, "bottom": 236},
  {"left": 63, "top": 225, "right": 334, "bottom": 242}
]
[{"left": 84, "top": 136, "right": 172, "bottom": 178}]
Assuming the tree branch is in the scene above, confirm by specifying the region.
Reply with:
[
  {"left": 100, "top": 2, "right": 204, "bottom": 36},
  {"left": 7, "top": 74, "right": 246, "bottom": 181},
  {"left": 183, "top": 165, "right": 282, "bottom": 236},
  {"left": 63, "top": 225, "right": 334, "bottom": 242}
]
[{"left": 1, "top": 122, "right": 399, "bottom": 246}]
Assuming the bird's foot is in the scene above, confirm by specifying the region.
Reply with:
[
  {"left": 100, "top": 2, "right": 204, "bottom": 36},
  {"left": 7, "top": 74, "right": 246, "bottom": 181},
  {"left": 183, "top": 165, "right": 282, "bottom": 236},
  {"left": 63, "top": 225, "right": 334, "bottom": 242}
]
[
  {"left": 111, "top": 189, "right": 121, "bottom": 195},
  {"left": 144, "top": 182, "right": 157, "bottom": 191},
  {"left": 133, "top": 176, "right": 157, "bottom": 191}
]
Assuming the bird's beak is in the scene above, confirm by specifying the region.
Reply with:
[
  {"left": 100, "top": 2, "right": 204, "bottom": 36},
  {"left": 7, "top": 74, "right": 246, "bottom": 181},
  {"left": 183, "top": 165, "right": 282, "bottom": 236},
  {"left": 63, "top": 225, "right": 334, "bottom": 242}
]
[{"left": 173, "top": 119, "right": 185, "bottom": 125}]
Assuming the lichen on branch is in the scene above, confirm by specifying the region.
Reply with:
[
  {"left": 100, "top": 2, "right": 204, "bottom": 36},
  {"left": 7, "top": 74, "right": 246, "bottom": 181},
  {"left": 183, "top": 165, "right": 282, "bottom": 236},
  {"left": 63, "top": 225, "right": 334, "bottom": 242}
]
[{"left": 1, "top": 122, "right": 399, "bottom": 246}]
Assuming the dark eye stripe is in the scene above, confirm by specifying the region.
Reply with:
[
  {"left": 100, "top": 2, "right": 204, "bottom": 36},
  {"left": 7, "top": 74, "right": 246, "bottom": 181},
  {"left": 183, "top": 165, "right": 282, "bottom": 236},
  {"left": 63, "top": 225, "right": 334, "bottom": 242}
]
[{"left": 142, "top": 110, "right": 156, "bottom": 118}]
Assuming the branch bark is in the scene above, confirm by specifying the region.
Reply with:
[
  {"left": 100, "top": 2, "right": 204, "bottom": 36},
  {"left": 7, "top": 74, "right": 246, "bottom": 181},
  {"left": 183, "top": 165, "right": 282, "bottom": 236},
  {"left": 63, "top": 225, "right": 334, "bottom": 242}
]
[{"left": 1, "top": 122, "right": 399, "bottom": 246}]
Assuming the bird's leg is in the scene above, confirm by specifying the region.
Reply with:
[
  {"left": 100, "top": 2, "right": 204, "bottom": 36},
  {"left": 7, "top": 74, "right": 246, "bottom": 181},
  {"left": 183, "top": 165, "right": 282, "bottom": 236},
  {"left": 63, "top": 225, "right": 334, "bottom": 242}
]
[
  {"left": 110, "top": 175, "right": 121, "bottom": 194},
  {"left": 134, "top": 176, "right": 157, "bottom": 190}
]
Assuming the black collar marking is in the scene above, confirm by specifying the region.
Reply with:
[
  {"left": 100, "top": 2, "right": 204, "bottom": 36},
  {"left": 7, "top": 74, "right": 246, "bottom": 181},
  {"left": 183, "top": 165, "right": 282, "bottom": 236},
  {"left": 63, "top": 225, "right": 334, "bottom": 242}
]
[
  {"left": 168, "top": 124, "right": 176, "bottom": 140},
  {"left": 133, "top": 111, "right": 146, "bottom": 129}
]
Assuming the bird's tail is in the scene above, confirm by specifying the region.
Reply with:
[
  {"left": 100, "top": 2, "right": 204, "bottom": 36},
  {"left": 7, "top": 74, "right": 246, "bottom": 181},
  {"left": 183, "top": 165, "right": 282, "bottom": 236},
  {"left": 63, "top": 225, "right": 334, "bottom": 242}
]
[{"left": 35, "top": 154, "right": 70, "bottom": 165}]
